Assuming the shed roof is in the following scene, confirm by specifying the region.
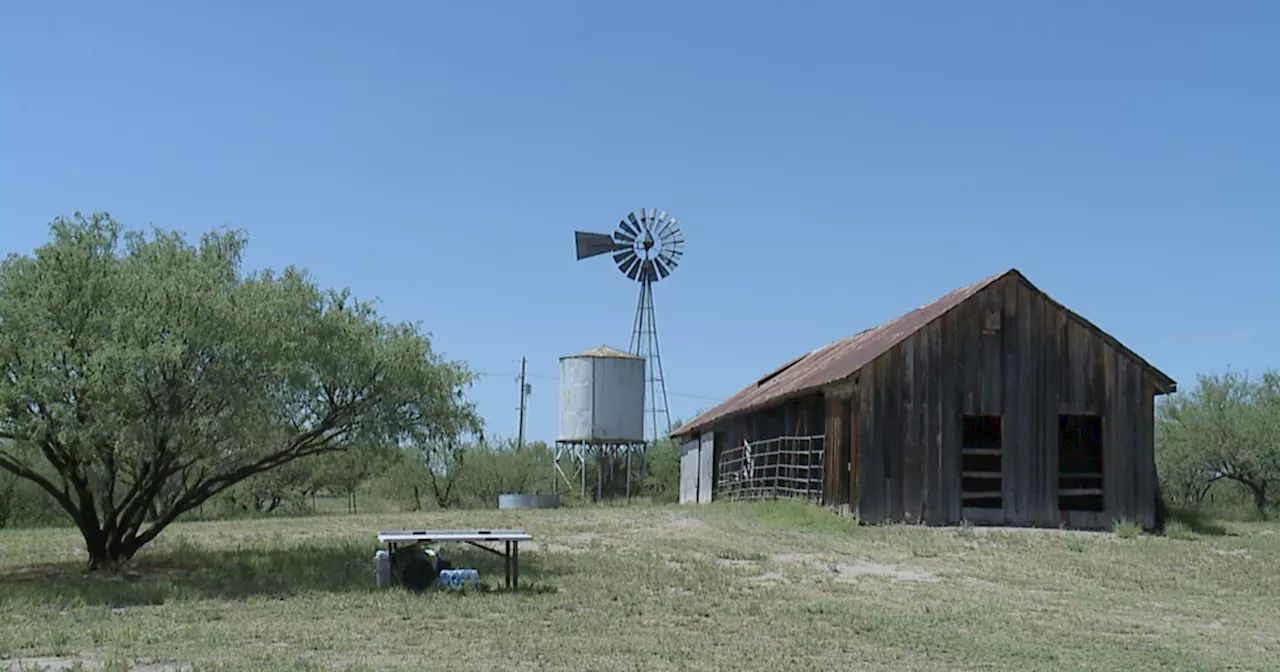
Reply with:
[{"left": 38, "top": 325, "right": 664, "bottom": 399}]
[{"left": 673, "top": 269, "right": 1175, "bottom": 438}]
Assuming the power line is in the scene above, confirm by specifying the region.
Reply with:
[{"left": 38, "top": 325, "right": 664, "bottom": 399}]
[
  {"left": 472, "top": 370, "right": 725, "bottom": 402},
  {"left": 515, "top": 357, "right": 529, "bottom": 450}
]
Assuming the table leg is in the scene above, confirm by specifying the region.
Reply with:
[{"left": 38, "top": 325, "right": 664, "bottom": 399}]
[
  {"left": 504, "top": 540, "right": 512, "bottom": 589},
  {"left": 512, "top": 542, "right": 520, "bottom": 590}
]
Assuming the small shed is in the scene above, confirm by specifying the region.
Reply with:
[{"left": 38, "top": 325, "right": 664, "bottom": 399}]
[{"left": 672, "top": 269, "right": 1176, "bottom": 530}]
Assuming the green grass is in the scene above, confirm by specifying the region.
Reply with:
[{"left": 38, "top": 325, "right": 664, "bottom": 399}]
[{"left": 2, "top": 502, "right": 1280, "bottom": 671}]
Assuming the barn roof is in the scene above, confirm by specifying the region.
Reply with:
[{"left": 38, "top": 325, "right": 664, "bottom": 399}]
[{"left": 672, "top": 269, "right": 1175, "bottom": 438}]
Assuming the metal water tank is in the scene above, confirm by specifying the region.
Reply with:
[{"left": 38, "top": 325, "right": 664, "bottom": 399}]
[
  {"left": 498, "top": 493, "right": 562, "bottom": 509},
  {"left": 558, "top": 345, "right": 645, "bottom": 444}
]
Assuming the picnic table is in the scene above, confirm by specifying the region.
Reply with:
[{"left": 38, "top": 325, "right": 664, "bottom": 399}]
[{"left": 376, "top": 529, "right": 533, "bottom": 590}]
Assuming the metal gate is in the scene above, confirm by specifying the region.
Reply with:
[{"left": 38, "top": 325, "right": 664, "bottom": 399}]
[{"left": 715, "top": 434, "right": 825, "bottom": 501}]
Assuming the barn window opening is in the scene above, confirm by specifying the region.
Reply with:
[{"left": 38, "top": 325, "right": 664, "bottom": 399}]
[
  {"left": 1058, "top": 415, "right": 1103, "bottom": 512},
  {"left": 961, "top": 415, "right": 1003, "bottom": 510}
]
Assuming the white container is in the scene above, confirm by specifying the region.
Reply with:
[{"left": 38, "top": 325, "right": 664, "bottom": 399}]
[
  {"left": 437, "top": 568, "right": 480, "bottom": 589},
  {"left": 374, "top": 549, "right": 391, "bottom": 588},
  {"left": 558, "top": 345, "right": 646, "bottom": 444}
]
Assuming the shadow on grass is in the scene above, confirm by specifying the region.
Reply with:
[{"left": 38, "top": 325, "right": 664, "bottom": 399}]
[
  {"left": 1166, "top": 507, "right": 1232, "bottom": 537},
  {"left": 0, "top": 539, "right": 568, "bottom": 607}
]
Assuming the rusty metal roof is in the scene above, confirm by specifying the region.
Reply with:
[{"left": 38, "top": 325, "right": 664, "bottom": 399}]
[{"left": 672, "top": 268, "right": 1175, "bottom": 438}]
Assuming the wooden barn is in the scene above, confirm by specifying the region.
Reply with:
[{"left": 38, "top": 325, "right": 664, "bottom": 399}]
[{"left": 672, "top": 269, "right": 1176, "bottom": 530}]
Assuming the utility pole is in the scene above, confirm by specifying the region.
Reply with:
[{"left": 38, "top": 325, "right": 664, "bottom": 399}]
[{"left": 516, "top": 357, "right": 528, "bottom": 451}]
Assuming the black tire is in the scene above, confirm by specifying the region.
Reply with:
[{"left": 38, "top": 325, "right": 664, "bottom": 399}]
[{"left": 392, "top": 546, "right": 439, "bottom": 592}]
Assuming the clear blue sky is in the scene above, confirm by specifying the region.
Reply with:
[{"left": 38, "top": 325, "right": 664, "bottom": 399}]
[{"left": 2, "top": 2, "right": 1276, "bottom": 445}]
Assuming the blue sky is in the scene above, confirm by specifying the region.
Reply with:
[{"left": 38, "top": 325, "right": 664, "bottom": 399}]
[{"left": 2, "top": 2, "right": 1276, "bottom": 445}]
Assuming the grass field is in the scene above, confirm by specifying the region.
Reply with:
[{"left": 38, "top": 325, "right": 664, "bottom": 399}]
[{"left": 2, "top": 502, "right": 1279, "bottom": 671}]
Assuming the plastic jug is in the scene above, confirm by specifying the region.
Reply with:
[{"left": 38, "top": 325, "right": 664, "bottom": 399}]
[{"left": 374, "top": 549, "right": 391, "bottom": 588}]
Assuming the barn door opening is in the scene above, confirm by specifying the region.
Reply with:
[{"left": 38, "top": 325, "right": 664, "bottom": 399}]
[
  {"left": 1058, "top": 415, "right": 1103, "bottom": 512},
  {"left": 961, "top": 415, "right": 1003, "bottom": 512}
]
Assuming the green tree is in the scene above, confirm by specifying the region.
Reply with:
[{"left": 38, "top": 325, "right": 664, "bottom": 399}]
[
  {"left": 217, "top": 455, "right": 322, "bottom": 516},
  {"left": 640, "top": 435, "right": 682, "bottom": 503},
  {"left": 0, "top": 213, "right": 481, "bottom": 568},
  {"left": 1156, "top": 370, "right": 1280, "bottom": 515},
  {"left": 316, "top": 439, "right": 400, "bottom": 513},
  {"left": 452, "top": 439, "right": 557, "bottom": 507}
]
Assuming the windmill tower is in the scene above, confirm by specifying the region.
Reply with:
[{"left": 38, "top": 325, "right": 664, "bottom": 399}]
[{"left": 574, "top": 208, "right": 684, "bottom": 442}]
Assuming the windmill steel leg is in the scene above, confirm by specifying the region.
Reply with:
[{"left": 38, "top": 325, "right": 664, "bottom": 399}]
[{"left": 632, "top": 279, "right": 672, "bottom": 445}]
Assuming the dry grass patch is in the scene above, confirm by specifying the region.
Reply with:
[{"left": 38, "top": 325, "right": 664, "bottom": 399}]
[{"left": 1, "top": 501, "right": 1279, "bottom": 670}]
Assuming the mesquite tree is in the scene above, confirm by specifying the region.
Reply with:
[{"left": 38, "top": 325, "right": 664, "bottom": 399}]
[
  {"left": 0, "top": 213, "right": 481, "bottom": 568},
  {"left": 1156, "top": 369, "right": 1280, "bottom": 514}
]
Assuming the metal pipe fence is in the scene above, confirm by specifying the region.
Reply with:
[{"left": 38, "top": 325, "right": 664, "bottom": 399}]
[{"left": 716, "top": 434, "right": 825, "bottom": 501}]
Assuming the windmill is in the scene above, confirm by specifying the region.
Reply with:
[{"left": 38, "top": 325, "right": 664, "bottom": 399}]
[{"left": 574, "top": 208, "right": 684, "bottom": 442}]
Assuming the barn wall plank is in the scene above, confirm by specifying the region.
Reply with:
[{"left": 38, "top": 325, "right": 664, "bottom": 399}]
[
  {"left": 941, "top": 305, "right": 962, "bottom": 523},
  {"left": 1000, "top": 278, "right": 1020, "bottom": 524},
  {"left": 903, "top": 333, "right": 924, "bottom": 522},
  {"left": 886, "top": 351, "right": 905, "bottom": 522},
  {"left": 858, "top": 364, "right": 883, "bottom": 523},
  {"left": 980, "top": 289, "right": 1004, "bottom": 416},
  {"left": 849, "top": 392, "right": 861, "bottom": 513},
  {"left": 824, "top": 395, "right": 842, "bottom": 506},
  {"left": 924, "top": 322, "right": 942, "bottom": 525},
  {"left": 1039, "top": 300, "right": 1063, "bottom": 525}
]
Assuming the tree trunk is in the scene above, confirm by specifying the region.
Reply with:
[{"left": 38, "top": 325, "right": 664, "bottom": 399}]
[
  {"left": 84, "top": 531, "right": 110, "bottom": 570},
  {"left": 1249, "top": 483, "right": 1268, "bottom": 517},
  {"left": 83, "top": 521, "right": 142, "bottom": 570}
]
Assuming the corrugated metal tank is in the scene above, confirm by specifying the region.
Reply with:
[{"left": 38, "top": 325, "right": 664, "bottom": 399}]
[{"left": 558, "top": 345, "right": 646, "bottom": 444}]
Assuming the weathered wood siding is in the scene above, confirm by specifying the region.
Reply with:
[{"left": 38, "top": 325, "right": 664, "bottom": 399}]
[{"left": 847, "top": 274, "right": 1159, "bottom": 529}]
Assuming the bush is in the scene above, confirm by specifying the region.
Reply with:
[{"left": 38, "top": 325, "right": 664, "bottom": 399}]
[{"left": 0, "top": 470, "right": 67, "bottom": 529}]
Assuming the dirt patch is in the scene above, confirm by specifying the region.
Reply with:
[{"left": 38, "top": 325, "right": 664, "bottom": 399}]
[
  {"left": 772, "top": 552, "right": 823, "bottom": 567},
  {"left": 0, "top": 657, "right": 188, "bottom": 671},
  {"left": 767, "top": 552, "right": 932, "bottom": 582},
  {"left": 535, "top": 543, "right": 588, "bottom": 554},
  {"left": 941, "top": 525, "right": 1105, "bottom": 539},
  {"left": 534, "top": 517, "right": 707, "bottom": 555},
  {"left": 530, "top": 532, "right": 605, "bottom": 554},
  {"left": 830, "top": 561, "right": 934, "bottom": 582},
  {"left": 663, "top": 516, "right": 709, "bottom": 531},
  {"left": 747, "top": 571, "right": 787, "bottom": 585}
]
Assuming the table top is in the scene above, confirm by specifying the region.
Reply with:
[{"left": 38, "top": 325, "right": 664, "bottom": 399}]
[{"left": 377, "top": 529, "right": 533, "bottom": 543}]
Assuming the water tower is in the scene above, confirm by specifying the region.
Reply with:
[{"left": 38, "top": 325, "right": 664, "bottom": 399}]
[{"left": 554, "top": 345, "right": 647, "bottom": 501}]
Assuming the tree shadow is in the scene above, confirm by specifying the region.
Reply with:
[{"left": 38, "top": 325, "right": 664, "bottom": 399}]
[
  {"left": 0, "top": 539, "right": 569, "bottom": 607},
  {"left": 1166, "top": 507, "right": 1233, "bottom": 537}
]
